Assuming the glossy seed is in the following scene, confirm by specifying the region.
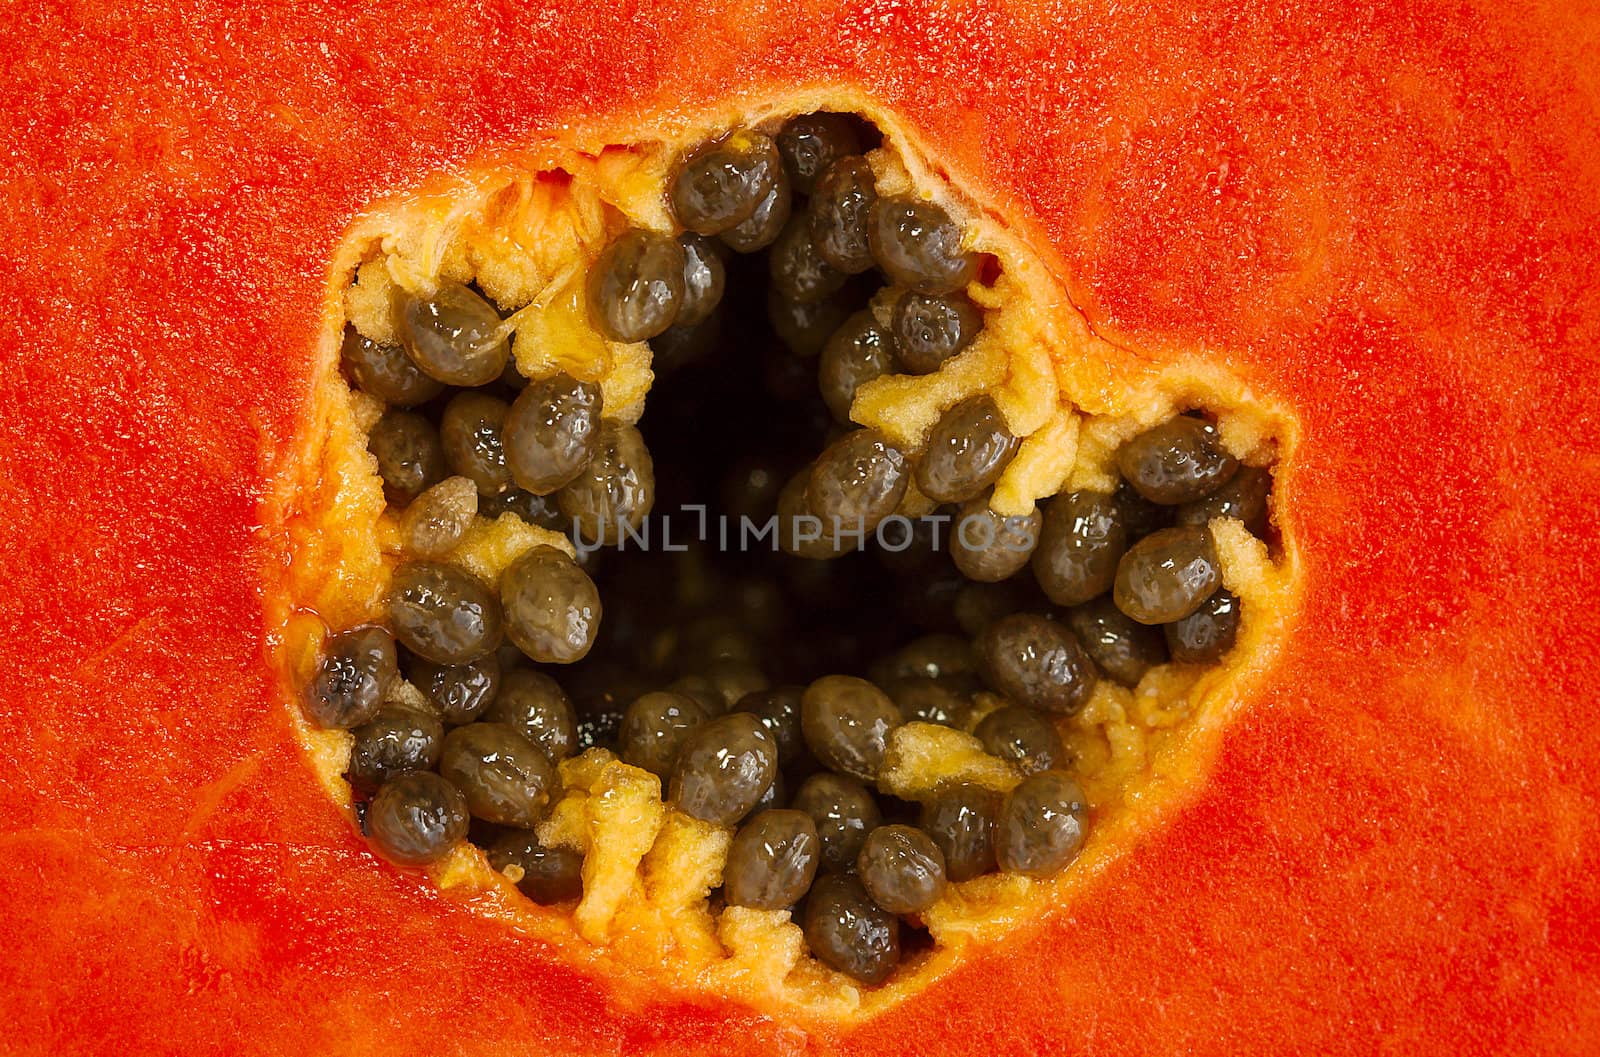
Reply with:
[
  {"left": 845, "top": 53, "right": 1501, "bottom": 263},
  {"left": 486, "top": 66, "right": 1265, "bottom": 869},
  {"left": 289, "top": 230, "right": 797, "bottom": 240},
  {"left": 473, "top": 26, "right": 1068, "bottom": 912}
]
[
  {"left": 769, "top": 213, "right": 848, "bottom": 303},
  {"left": 393, "top": 281, "right": 510, "bottom": 387},
  {"left": 557, "top": 421, "right": 655, "bottom": 547},
  {"left": 738, "top": 685, "right": 807, "bottom": 768},
  {"left": 721, "top": 176, "right": 793, "bottom": 253},
  {"left": 870, "top": 634, "right": 976, "bottom": 684},
  {"left": 1113, "top": 525, "right": 1221, "bottom": 624},
  {"left": 504, "top": 372, "right": 604, "bottom": 496},
  {"left": 487, "top": 829, "right": 584, "bottom": 903},
  {"left": 479, "top": 488, "right": 567, "bottom": 531},
  {"left": 891, "top": 291, "right": 983, "bottom": 374},
  {"left": 438, "top": 722, "right": 558, "bottom": 829},
  {"left": 807, "top": 429, "right": 910, "bottom": 537},
  {"left": 368, "top": 410, "right": 448, "bottom": 508},
  {"left": 1164, "top": 588, "right": 1241, "bottom": 663},
  {"left": 857, "top": 824, "right": 947, "bottom": 914},
  {"left": 340, "top": 325, "right": 444, "bottom": 407},
  {"left": 400, "top": 476, "right": 478, "bottom": 558},
  {"left": 1114, "top": 479, "right": 1174, "bottom": 537},
  {"left": 500, "top": 546, "right": 602, "bottom": 664},
  {"left": 803, "top": 873, "right": 901, "bottom": 985},
  {"left": 440, "top": 392, "right": 514, "bottom": 499},
  {"left": 618, "top": 691, "right": 711, "bottom": 778},
  {"left": 1117, "top": 416, "right": 1240, "bottom": 504},
  {"left": 951, "top": 498, "right": 1041, "bottom": 582},
  {"left": 668, "top": 712, "right": 778, "bottom": 826},
  {"left": 649, "top": 310, "right": 723, "bottom": 373},
  {"left": 915, "top": 395, "right": 1019, "bottom": 504},
  {"left": 919, "top": 782, "right": 1001, "bottom": 882},
  {"left": 587, "top": 230, "right": 686, "bottom": 343},
  {"left": 676, "top": 234, "right": 728, "bottom": 325},
  {"left": 768, "top": 285, "right": 856, "bottom": 359},
  {"left": 1177, "top": 466, "right": 1272, "bottom": 537},
  {"left": 809, "top": 156, "right": 878, "bottom": 274},
  {"left": 977, "top": 613, "right": 1097, "bottom": 715},
  {"left": 669, "top": 130, "right": 784, "bottom": 235},
  {"left": 305, "top": 625, "right": 397, "bottom": 729},
  {"left": 725, "top": 809, "right": 821, "bottom": 910},
  {"left": 953, "top": 578, "right": 1042, "bottom": 638},
  {"left": 482, "top": 669, "right": 578, "bottom": 762},
  {"left": 366, "top": 771, "right": 470, "bottom": 867},
  {"left": 868, "top": 196, "right": 978, "bottom": 295},
  {"left": 792, "top": 772, "right": 883, "bottom": 872},
  {"left": 777, "top": 112, "right": 863, "bottom": 194},
  {"left": 776, "top": 469, "right": 850, "bottom": 559},
  {"left": 346, "top": 707, "right": 445, "bottom": 795},
  {"left": 974, "top": 706, "right": 1066, "bottom": 776},
  {"left": 1066, "top": 596, "right": 1168, "bottom": 687},
  {"left": 388, "top": 562, "right": 503, "bottom": 665},
  {"left": 1031, "top": 490, "right": 1128, "bottom": 606},
  {"left": 818, "top": 311, "right": 898, "bottom": 424},
  {"left": 881, "top": 675, "right": 970, "bottom": 727},
  {"left": 996, "top": 770, "right": 1089, "bottom": 878},
  {"left": 411, "top": 652, "right": 501, "bottom": 725},
  {"left": 801, "top": 675, "right": 903, "bottom": 782}
]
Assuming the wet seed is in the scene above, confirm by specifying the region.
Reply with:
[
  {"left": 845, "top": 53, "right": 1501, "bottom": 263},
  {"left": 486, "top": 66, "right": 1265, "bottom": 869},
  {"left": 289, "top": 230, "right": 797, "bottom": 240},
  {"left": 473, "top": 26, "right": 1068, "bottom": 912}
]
[
  {"left": 801, "top": 675, "right": 903, "bottom": 782},
  {"left": 996, "top": 770, "right": 1089, "bottom": 878},
  {"left": 340, "top": 325, "right": 444, "bottom": 407},
  {"left": 499, "top": 546, "right": 602, "bottom": 664},
  {"left": 503, "top": 372, "right": 604, "bottom": 495},
  {"left": 587, "top": 230, "right": 687, "bottom": 343},
  {"left": 557, "top": 421, "right": 655, "bottom": 547},
  {"left": 1066, "top": 596, "right": 1168, "bottom": 687},
  {"left": 365, "top": 770, "right": 470, "bottom": 866},
  {"left": 974, "top": 706, "right": 1065, "bottom": 776},
  {"left": 977, "top": 613, "right": 1097, "bottom": 715},
  {"left": 1031, "top": 491, "right": 1127, "bottom": 607},
  {"left": 369, "top": 410, "right": 448, "bottom": 508},
  {"left": 803, "top": 873, "right": 900, "bottom": 985},
  {"left": 388, "top": 562, "right": 503, "bottom": 666},
  {"left": 914, "top": 395, "right": 1018, "bottom": 504},
  {"left": 857, "top": 824, "right": 947, "bottom": 914},
  {"left": 1164, "top": 588, "right": 1241, "bottom": 663},
  {"left": 809, "top": 156, "right": 878, "bottom": 274},
  {"left": 777, "top": 112, "right": 863, "bottom": 194},
  {"left": 1117, "top": 416, "right": 1240, "bottom": 505},
  {"left": 818, "top": 310, "right": 898, "bottom": 424},
  {"left": 439, "top": 722, "right": 558, "bottom": 829},
  {"left": 393, "top": 281, "right": 510, "bottom": 387},
  {"left": 891, "top": 291, "right": 983, "bottom": 374},
  {"left": 670, "top": 130, "right": 784, "bottom": 235},
  {"left": 868, "top": 196, "right": 977, "bottom": 295},
  {"left": 305, "top": 625, "right": 397, "bottom": 730},
  {"left": 724, "top": 809, "right": 821, "bottom": 910},
  {"left": 1112, "top": 525, "right": 1221, "bottom": 625}
]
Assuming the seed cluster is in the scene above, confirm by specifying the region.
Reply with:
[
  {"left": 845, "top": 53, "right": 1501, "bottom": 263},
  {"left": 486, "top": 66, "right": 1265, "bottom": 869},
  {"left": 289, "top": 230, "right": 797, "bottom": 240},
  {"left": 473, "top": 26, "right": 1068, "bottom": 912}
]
[{"left": 305, "top": 110, "right": 1274, "bottom": 989}]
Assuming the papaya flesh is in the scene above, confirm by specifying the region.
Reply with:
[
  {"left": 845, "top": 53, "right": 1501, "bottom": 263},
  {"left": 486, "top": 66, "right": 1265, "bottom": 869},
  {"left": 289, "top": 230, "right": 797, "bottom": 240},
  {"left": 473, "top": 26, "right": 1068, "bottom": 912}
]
[{"left": 3, "top": 3, "right": 1600, "bottom": 1056}]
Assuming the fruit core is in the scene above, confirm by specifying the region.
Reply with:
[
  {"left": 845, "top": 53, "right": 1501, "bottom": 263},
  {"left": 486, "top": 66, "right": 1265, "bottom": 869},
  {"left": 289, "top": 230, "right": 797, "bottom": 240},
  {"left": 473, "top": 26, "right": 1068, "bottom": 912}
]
[{"left": 273, "top": 99, "right": 1298, "bottom": 1017}]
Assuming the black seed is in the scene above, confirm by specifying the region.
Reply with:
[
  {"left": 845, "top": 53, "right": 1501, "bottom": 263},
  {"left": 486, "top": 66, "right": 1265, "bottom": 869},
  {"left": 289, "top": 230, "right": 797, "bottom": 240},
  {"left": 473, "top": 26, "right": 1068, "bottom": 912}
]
[
  {"left": 340, "top": 324, "right": 444, "bottom": 407},
  {"left": 500, "top": 546, "right": 602, "bottom": 664},
  {"left": 737, "top": 685, "right": 807, "bottom": 768},
  {"left": 304, "top": 625, "right": 397, "bottom": 730},
  {"left": 768, "top": 286, "right": 856, "bottom": 359},
  {"left": 503, "top": 372, "right": 604, "bottom": 495},
  {"left": 915, "top": 395, "right": 1019, "bottom": 505},
  {"left": 438, "top": 722, "right": 558, "bottom": 829},
  {"left": 481, "top": 668, "right": 577, "bottom": 762},
  {"left": 769, "top": 213, "right": 847, "bottom": 304},
  {"left": 777, "top": 112, "right": 863, "bottom": 194},
  {"left": 587, "top": 230, "right": 686, "bottom": 343},
  {"left": 951, "top": 497, "right": 1041, "bottom": 582},
  {"left": 480, "top": 488, "right": 568, "bottom": 532},
  {"left": 891, "top": 291, "right": 983, "bottom": 374},
  {"left": 1177, "top": 466, "right": 1271, "bottom": 537},
  {"left": 954, "top": 578, "right": 1043, "bottom": 638},
  {"left": 393, "top": 281, "right": 510, "bottom": 387},
  {"left": 818, "top": 311, "right": 898, "bottom": 424},
  {"left": 1117, "top": 416, "right": 1240, "bottom": 505},
  {"left": 996, "top": 770, "right": 1089, "bottom": 878},
  {"left": 668, "top": 712, "right": 778, "bottom": 826},
  {"left": 1032, "top": 491, "right": 1128, "bottom": 607},
  {"left": 487, "top": 829, "right": 584, "bottom": 903},
  {"left": 809, "top": 156, "right": 878, "bottom": 274},
  {"left": 777, "top": 468, "right": 854, "bottom": 559},
  {"left": 411, "top": 652, "right": 502, "bottom": 725},
  {"left": 346, "top": 707, "right": 445, "bottom": 795},
  {"left": 974, "top": 706, "right": 1065, "bottom": 776},
  {"left": 791, "top": 772, "right": 883, "bottom": 872},
  {"left": 977, "top": 613, "right": 1097, "bottom": 715},
  {"left": 724, "top": 808, "right": 820, "bottom": 910},
  {"left": 650, "top": 310, "right": 724, "bottom": 374},
  {"left": 720, "top": 177, "right": 793, "bottom": 253},
  {"left": 857, "top": 824, "right": 947, "bottom": 914},
  {"left": 881, "top": 675, "right": 970, "bottom": 727},
  {"left": 868, "top": 196, "right": 977, "bottom": 295},
  {"left": 1113, "top": 525, "right": 1221, "bottom": 625},
  {"left": 807, "top": 429, "right": 910, "bottom": 536},
  {"left": 389, "top": 562, "right": 503, "bottom": 665},
  {"left": 803, "top": 873, "right": 900, "bottom": 985},
  {"left": 1113, "top": 479, "right": 1174, "bottom": 538},
  {"left": 676, "top": 234, "right": 728, "bottom": 326},
  {"left": 801, "top": 675, "right": 903, "bottom": 782},
  {"left": 869, "top": 634, "right": 976, "bottom": 684},
  {"left": 557, "top": 421, "right": 655, "bottom": 547},
  {"left": 369, "top": 410, "right": 447, "bottom": 508},
  {"left": 1066, "top": 596, "right": 1168, "bottom": 687},
  {"left": 919, "top": 782, "right": 1000, "bottom": 882},
  {"left": 440, "top": 392, "right": 514, "bottom": 499},
  {"left": 618, "top": 691, "right": 711, "bottom": 778},
  {"left": 669, "top": 130, "right": 784, "bottom": 235},
  {"left": 366, "top": 771, "right": 469, "bottom": 866},
  {"left": 575, "top": 707, "right": 624, "bottom": 752},
  {"left": 1164, "top": 588, "right": 1240, "bottom": 663}
]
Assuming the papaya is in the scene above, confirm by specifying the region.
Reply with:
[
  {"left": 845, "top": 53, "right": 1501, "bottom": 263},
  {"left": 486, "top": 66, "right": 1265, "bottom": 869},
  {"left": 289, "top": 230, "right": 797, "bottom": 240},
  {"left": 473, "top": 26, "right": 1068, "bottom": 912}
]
[{"left": 3, "top": 1, "right": 1598, "bottom": 1055}]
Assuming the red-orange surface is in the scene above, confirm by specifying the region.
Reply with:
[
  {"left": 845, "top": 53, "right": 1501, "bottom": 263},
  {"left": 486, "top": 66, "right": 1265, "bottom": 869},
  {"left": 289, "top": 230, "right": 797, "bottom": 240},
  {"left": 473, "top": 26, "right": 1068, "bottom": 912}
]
[{"left": 2, "top": 1, "right": 1598, "bottom": 1054}]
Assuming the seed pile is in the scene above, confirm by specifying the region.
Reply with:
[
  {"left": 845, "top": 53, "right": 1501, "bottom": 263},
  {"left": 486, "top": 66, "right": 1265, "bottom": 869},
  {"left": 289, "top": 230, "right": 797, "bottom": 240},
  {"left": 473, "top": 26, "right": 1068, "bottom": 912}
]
[{"left": 306, "top": 111, "right": 1274, "bottom": 986}]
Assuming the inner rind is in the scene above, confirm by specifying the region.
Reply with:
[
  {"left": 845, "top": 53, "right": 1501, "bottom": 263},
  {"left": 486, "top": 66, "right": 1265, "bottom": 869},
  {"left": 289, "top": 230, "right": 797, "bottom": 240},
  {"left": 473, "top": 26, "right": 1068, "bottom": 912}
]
[{"left": 272, "top": 97, "right": 1299, "bottom": 1019}]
